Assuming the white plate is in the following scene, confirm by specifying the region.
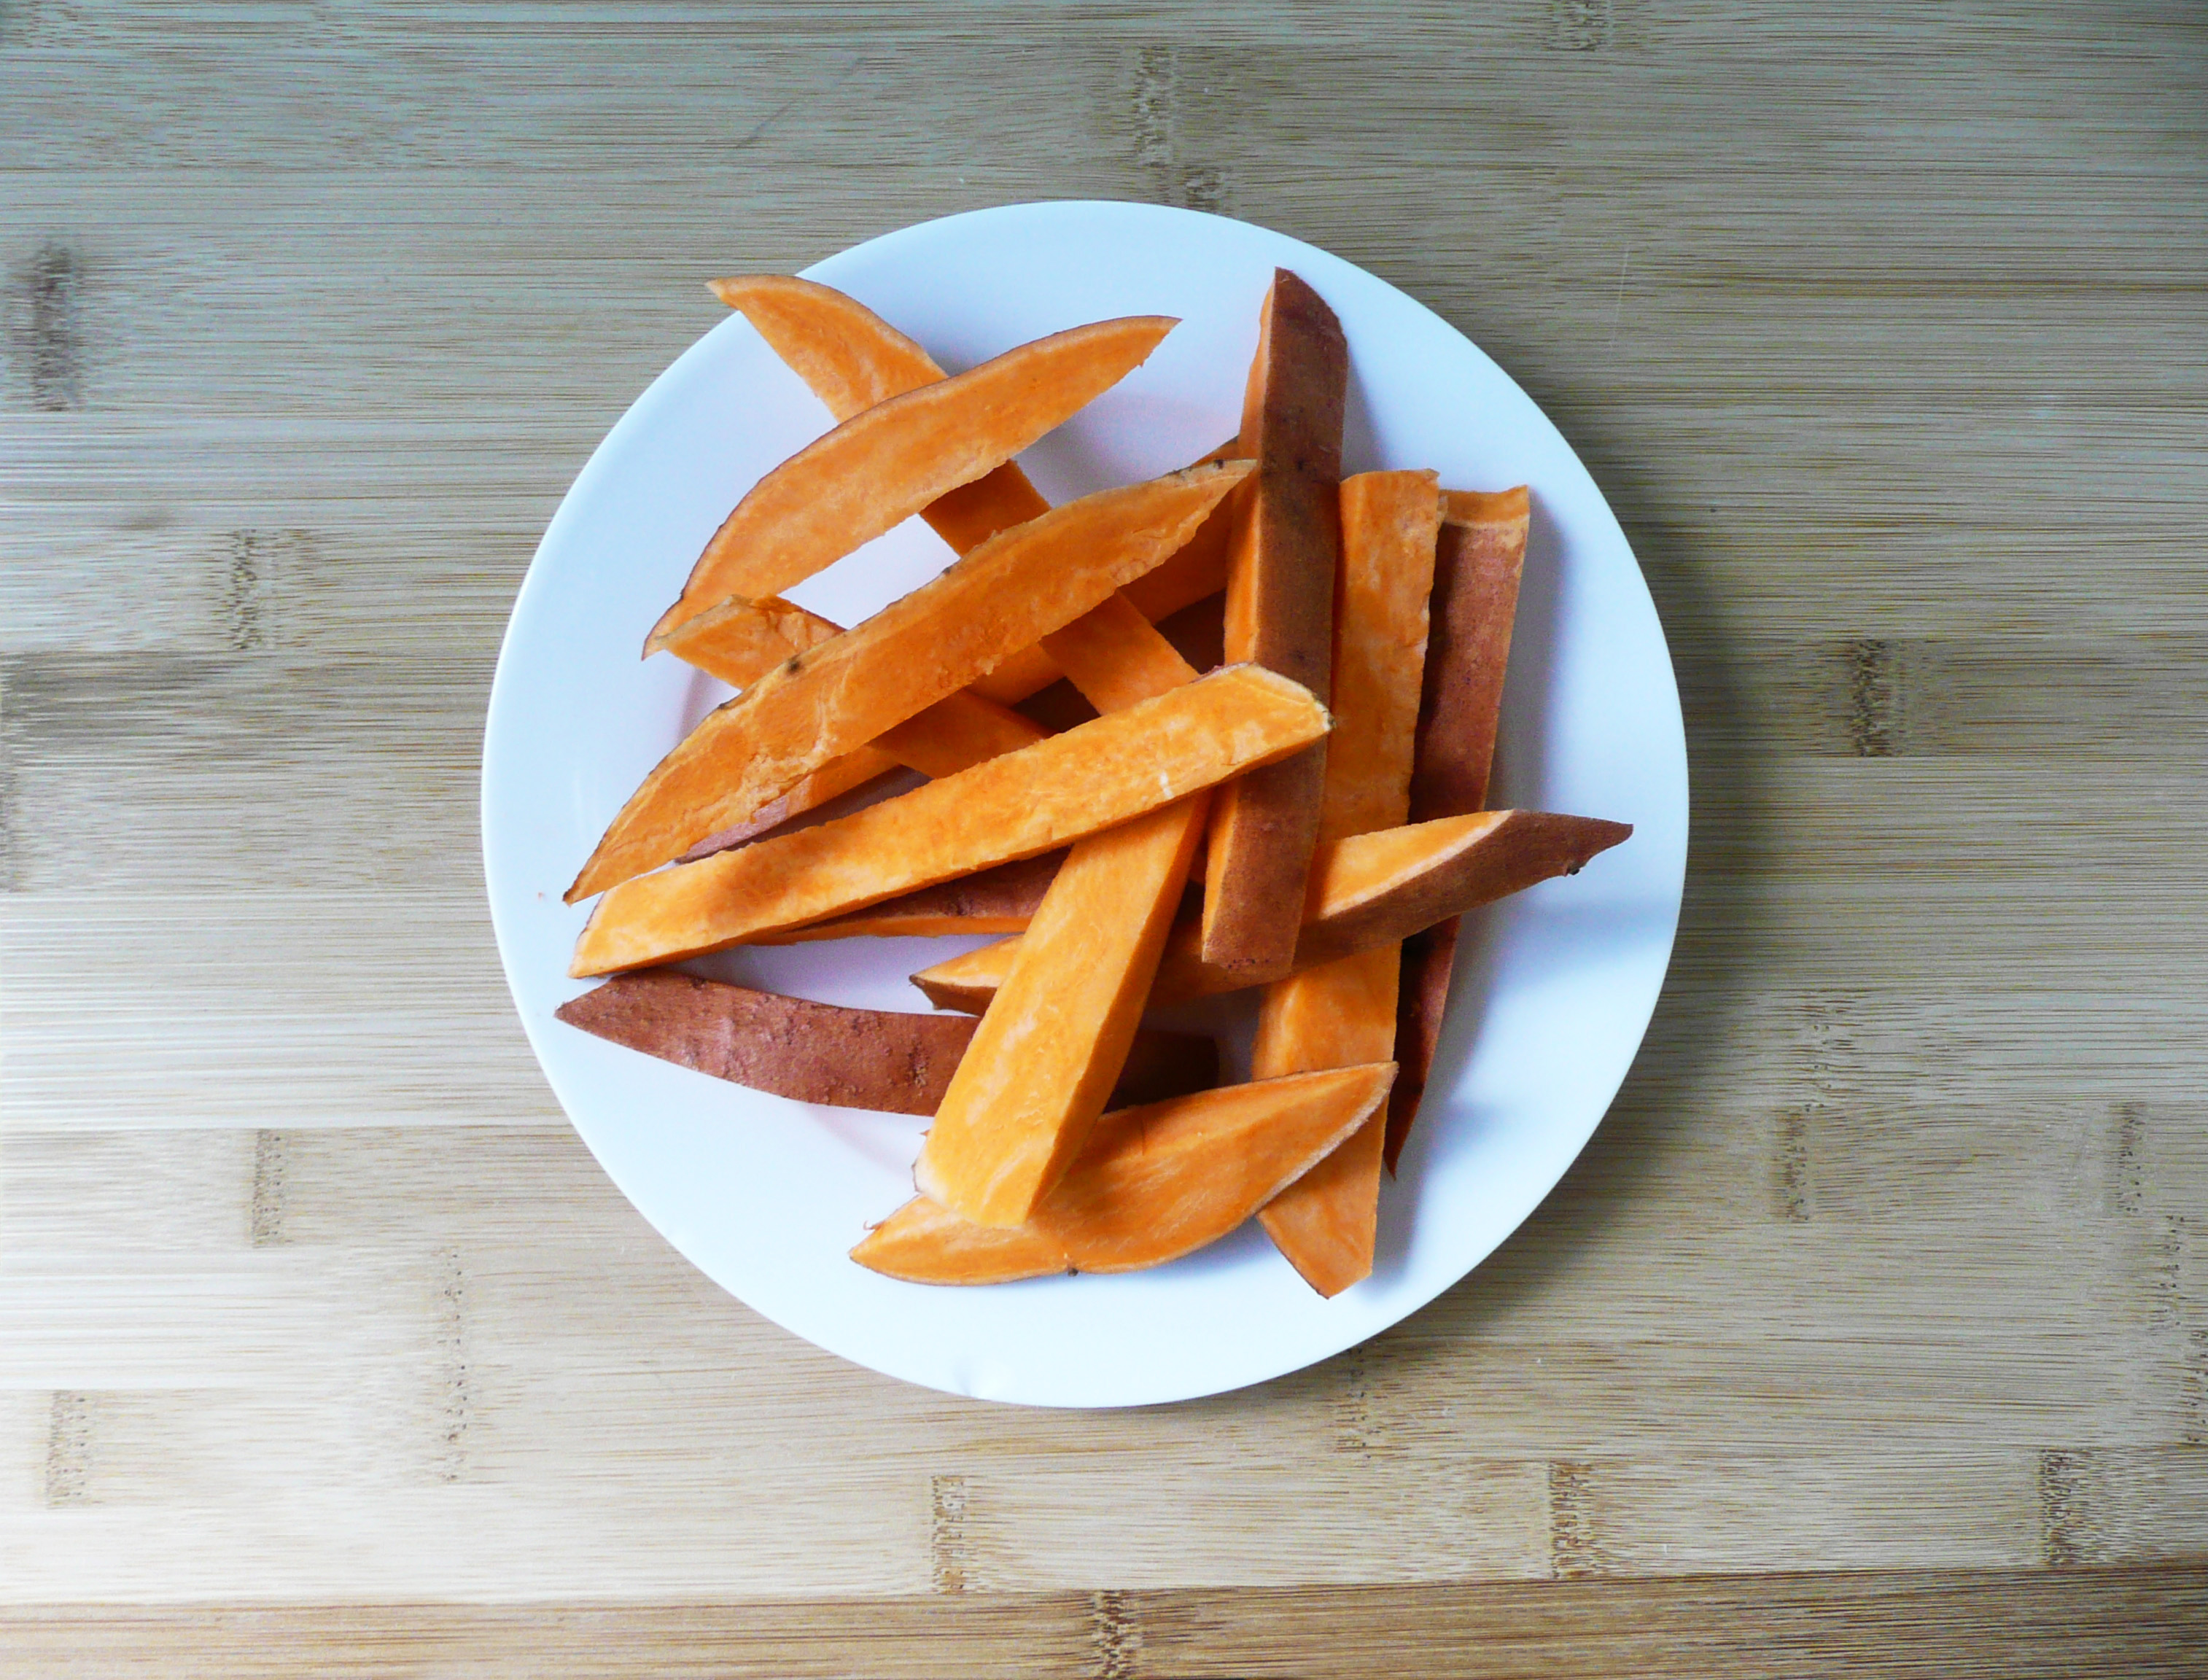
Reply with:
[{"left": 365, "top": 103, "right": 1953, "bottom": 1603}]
[{"left": 481, "top": 201, "right": 1687, "bottom": 1408}]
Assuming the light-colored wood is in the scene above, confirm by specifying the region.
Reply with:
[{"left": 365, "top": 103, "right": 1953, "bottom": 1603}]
[
  {"left": 1, "top": 1569, "right": 2206, "bottom": 1677},
  {"left": 5, "top": 3, "right": 2208, "bottom": 1664}
]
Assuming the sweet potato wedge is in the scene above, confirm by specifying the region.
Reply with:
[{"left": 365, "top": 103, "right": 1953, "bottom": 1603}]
[
  {"left": 853, "top": 1063, "right": 1397, "bottom": 1283},
  {"left": 556, "top": 970, "right": 1213, "bottom": 1115},
  {"left": 572, "top": 462, "right": 1250, "bottom": 900},
  {"left": 909, "top": 810, "right": 1633, "bottom": 1013},
  {"left": 1253, "top": 470, "right": 1443, "bottom": 1294},
  {"left": 666, "top": 592, "right": 1048, "bottom": 780},
  {"left": 571, "top": 664, "right": 1331, "bottom": 976},
  {"left": 757, "top": 852, "right": 1064, "bottom": 942},
  {"left": 917, "top": 595, "right": 1207, "bottom": 1226},
  {"left": 677, "top": 747, "right": 906, "bottom": 864},
  {"left": 713, "top": 273, "right": 1057, "bottom": 561},
  {"left": 710, "top": 273, "right": 946, "bottom": 420},
  {"left": 648, "top": 313, "right": 1175, "bottom": 648},
  {"left": 716, "top": 273, "right": 1238, "bottom": 725},
  {"left": 1201, "top": 270, "right": 1348, "bottom": 982},
  {"left": 1390, "top": 486, "right": 1532, "bottom": 1168},
  {"left": 679, "top": 521, "right": 1241, "bottom": 849}
]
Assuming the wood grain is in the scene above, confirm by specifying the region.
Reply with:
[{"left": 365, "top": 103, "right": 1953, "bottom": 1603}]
[
  {"left": 1, "top": 1569, "right": 2206, "bottom": 1678},
  {"left": 5, "top": 0, "right": 2208, "bottom": 1660}
]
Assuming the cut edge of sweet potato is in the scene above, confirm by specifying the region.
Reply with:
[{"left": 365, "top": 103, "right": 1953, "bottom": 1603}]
[
  {"left": 851, "top": 1062, "right": 1395, "bottom": 1285},
  {"left": 647, "top": 312, "right": 1177, "bottom": 650},
  {"left": 1201, "top": 270, "right": 1348, "bottom": 982},
  {"left": 907, "top": 809, "right": 1631, "bottom": 1013},
  {"left": 1388, "top": 485, "right": 1533, "bottom": 1161},
  {"left": 1251, "top": 469, "right": 1440, "bottom": 1294},
  {"left": 914, "top": 600, "right": 1210, "bottom": 1226},
  {"left": 556, "top": 969, "right": 1213, "bottom": 1116},
  {"left": 572, "top": 462, "right": 1249, "bottom": 902},
  {"left": 570, "top": 662, "right": 1331, "bottom": 974}
]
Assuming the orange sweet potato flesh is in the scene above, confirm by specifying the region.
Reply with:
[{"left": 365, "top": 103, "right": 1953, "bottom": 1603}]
[
  {"left": 1390, "top": 486, "right": 1532, "bottom": 1169},
  {"left": 757, "top": 852, "right": 1064, "bottom": 943},
  {"left": 666, "top": 592, "right": 1046, "bottom": 780},
  {"left": 910, "top": 810, "right": 1633, "bottom": 1013},
  {"left": 916, "top": 595, "right": 1206, "bottom": 1227},
  {"left": 1254, "top": 470, "right": 1443, "bottom": 1295},
  {"left": 648, "top": 313, "right": 1175, "bottom": 649},
  {"left": 556, "top": 969, "right": 1212, "bottom": 1115},
  {"left": 678, "top": 747, "right": 905, "bottom": 864},
  {"left": 718, "top": 272, "right": 1237, "bottom": 700},
  {"left": 1202, "top": 271, "right": 1348, "bottom": 983},
  {"left": 571, "top": 462, "right": 1250, "bottom": 901},
  {"left": 713, "top": 274, "right": 1054, "bottom": 557},
  {"left": 852, "top": 1063, "right": 1397, "bottom": 1283},
  {"left": 572, "top": 664, "right": 1332, "bottom": 975}
]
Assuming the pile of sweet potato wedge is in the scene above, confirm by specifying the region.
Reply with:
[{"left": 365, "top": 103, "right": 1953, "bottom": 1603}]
[{"left": 556, "top": 270, "right": 1630, "bottom": 1296}]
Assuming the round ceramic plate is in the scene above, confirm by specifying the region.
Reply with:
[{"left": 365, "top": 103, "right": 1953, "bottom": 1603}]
[{"left": 482, "top": 201, "right": 1687, "bottom": 1408}]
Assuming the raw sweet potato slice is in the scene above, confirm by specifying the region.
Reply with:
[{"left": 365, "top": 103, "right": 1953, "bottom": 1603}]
[
  {"left": 909, "top": 810, "right": 1633, "bottom": 1013},
  {"left": 713, "top": 273, "right": 1055, "bottom": 559},
  {"left": 917, "top": 596, "right": 1207, "bottom": 1227},
  {"left": 1255, "top": 469, "right": 1443, "bottom": 1295},
  {"left": 667, "top": 592, "right": 1048, "bottom": 779},
  {"left": 757, "top": 853, "right": 1064, "bottom": 942},
  {"left": 571, "top": 462, "right": 1250, "bottom": 901},
  {"left": 556, "top": 970, "right": 1213, "bottom": 1115},
  {"left": 571, "top": 664, "right": 1331, "bottom": 976},
  {"left": 853, "top": 1064, "right": 1397, "bottom": 1283},
  {"left": 1390, "top": 486, "right": 1532, "bottom": 1168},
  {"left": 710, "top": 273, "right": 945, "bottom": 419},
  {"left": 1201, "top": 270, "right": 1348, "bottom": 983},
  {"left": 680, "top": 512, "right": 1241, "bottom": 841},
  {"left": 718, "top": 270, "right": 1237, "bottom": 700},
  {"left": 678, "top": 747, "right": 906, "bottom": 864},
  {"left": 648, "top": 313, "right": 1175, "bottom": 648}
]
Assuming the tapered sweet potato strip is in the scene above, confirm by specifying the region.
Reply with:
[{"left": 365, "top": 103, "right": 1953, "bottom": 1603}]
[
  {"left": 676, "top": 487, "right": 1241, "bottom": 867},
  {"left": 712, "top": 273, "right": 1055, "bottom": 556},
  {"left": 910, "top": 811, "right": 1632, "bottom": 1014},
  {"left": 757, "top": 853, "right": 1064, "bottom": 943},
  {"left": 668, "top": 592, "right": 1047, "bottom": 780},
  {"left": 1254, "top": 470, "right": 1443, "bottom": 1296},
  {"left": 718, "top": 273, "right": 1238, "bottom": 699},
  {"left": 572, "top": 664, "right": 1330, "bottom": 976},
  {"left": 1201, "top": 270, "right": 1348, "bottom": 982},
  {"left": 917, "top": 595, "right": 1208, "bottom": 1227},
  {"left": 678, "top": 748, "right": 905, "bottom": 864},
  {"left": 1389, "top": 486, "right": 1532, "bottom": 1169},
  {"left": 556, "top": 971, "right": 1213, "bottom": 1115},
  {"left": 572, "top": 462, "right": 1250, "bottom": 901},
  {"left": 648, "top": 313, "right": 1175, "bottom": 648},
  {"left": 710, "top": 274, "right": 947, "bottom": 420},
  {"left": 854, "top": 1064, "right": 1396, "bottom": 1284}
]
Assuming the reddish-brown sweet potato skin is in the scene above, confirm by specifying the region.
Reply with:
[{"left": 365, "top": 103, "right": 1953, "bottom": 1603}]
[
  {"left": 757, "top": 852, "right": 1065, "bottom": 943},
  {"left": 1201, "top": 271, "right": 1348, "bottom": 983},
  {"left": 1388, "top": 489, "right": 1532, "bottom": 1168},
  {"left": 555, "top": 971, "right": 1213, "bottom": 1115}
]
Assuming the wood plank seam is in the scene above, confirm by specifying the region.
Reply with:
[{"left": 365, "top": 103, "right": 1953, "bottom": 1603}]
[
  {"left": 1089, "top": 1588, "right": 1140, "bottom": 1680},
  {"left": 1130, "top": 46, "right": 1229, "bottom": 215},
  {"left": 2038, "top": 1450, "right": 2089, "bottom": 1568},
  {"left": 1846, "top": 637, "right": 1902, "bottom": 756},
  {"left": 437, "top": 1247, "right": 470, "bottom": 1485},
  {"left": 1547, "top": 1459, "right": 1604, "bottom": 1580},
  {"left": 250, "top": 1129, "right": 288, "bottom": 1246},
  {"left": 44, "top": 1391, "right": 93, "bottom": 1507},
  {"left": 930, "top": 1474, "right": 971, "bottom": 1594},
  {"left": 23, "top": 240, "right": 83, "bottom": 411}
]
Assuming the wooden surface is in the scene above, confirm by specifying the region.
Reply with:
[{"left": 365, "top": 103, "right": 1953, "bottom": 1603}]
[{"left": 4, "top": 1, "right": 2207, "bottom": 1671}]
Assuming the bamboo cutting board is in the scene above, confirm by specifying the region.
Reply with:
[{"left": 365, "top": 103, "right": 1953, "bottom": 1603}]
[{"left": 4, "top": 2, "right": 2207, "bottom": 1671}]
